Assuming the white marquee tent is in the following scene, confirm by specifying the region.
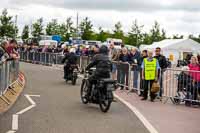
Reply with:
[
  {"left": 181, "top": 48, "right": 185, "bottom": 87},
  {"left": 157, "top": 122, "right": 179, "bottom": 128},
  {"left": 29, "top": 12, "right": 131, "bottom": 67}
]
[{"left": 140, "top": 39, "right": 200, "bottom": 64}]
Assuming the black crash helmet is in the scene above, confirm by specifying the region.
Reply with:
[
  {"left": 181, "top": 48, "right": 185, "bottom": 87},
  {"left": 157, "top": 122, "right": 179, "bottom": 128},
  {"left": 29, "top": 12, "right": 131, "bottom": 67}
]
[{"left": 99, "top": 45, "right": 109, "bottom": 55}]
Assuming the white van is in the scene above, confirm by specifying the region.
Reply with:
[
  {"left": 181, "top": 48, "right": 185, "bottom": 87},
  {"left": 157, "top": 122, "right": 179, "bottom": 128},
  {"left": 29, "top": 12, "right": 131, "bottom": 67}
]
[
  {"left": 106, "top": 38, "right": 122, "bottom": 49},
  {"left": 39, "top": 40, "right": 58, "bottom": 47}
]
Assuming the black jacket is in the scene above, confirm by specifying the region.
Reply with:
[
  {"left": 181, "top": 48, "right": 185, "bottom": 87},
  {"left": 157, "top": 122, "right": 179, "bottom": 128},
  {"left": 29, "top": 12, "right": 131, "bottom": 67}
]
[
  {"left": 154, "top": 54, "right": 167, "bottom": 69},
  {"left": 62, "top": 52, "right": 77, "bottom": 65},
  {"left": 86, "top": 54, "right": 112, "bottom": 78}
]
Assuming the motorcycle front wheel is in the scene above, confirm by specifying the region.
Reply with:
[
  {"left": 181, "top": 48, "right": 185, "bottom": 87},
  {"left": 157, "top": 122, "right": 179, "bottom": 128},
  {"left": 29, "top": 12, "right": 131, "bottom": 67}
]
[{"left": 98, "top": 90, "right": 113, "bottom": 113}]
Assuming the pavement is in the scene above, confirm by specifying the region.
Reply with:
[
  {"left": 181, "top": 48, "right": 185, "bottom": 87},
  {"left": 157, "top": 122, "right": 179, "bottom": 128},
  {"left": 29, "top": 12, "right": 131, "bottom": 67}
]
[
  {"left": 115, "top": 90, "right": 200, "bottom": 133},
  {"left": 0, "top": 62, "right": 149, "bottom": 133}
]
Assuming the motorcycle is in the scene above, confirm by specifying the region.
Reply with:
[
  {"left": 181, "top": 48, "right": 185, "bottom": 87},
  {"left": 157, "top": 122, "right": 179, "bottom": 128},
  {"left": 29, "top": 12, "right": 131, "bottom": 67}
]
[
  {"left": 65, "top": 65, "right": 79, "bottom": 85},
  {"left": 80, "top": 68, "right": 116, "bottom": 112}
]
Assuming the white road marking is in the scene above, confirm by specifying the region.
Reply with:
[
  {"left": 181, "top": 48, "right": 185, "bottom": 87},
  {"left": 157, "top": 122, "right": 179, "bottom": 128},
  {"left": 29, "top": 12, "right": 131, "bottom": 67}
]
[
  {"left": 16, "top": 105, "right": 35, "bottom": 115},
  {"left": 114, "top": 94, "right": 159, "bottom": 133},
  {"left": 12, "top": 115, "right": 18, "bottom": 131},
  {"left": 6, "top": 130, "right": 16, "bottom": 133},
  {"left": 25, "top": 95, "right": 36, "bottom": 105},
  {"left": 6, "top": 94, "right": 40, "bottom": 133}
]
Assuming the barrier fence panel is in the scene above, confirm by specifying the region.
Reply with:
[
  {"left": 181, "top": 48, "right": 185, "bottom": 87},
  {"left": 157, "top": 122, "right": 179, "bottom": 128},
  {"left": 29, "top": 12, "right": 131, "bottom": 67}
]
[
  {"left": 80, "top": 56, "right": 90, "bottom": 72},
  {"left": 163, "top": 68, "right": 200, "bottom": 104},
  {"left": 128, "top": 64, "right": 142, "bottom": 94},
  {"left": 0, "top": 60, "right": 19, "bottom": 96},
  {"left": 112, "top": 61, "right": 131, "bottom": 90}
]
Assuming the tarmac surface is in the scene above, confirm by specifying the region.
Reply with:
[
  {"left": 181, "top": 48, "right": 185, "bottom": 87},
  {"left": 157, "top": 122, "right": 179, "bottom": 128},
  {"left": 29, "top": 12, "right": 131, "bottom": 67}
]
[{"left": 0, "top": 62, "right": 149, "bottom": 133}]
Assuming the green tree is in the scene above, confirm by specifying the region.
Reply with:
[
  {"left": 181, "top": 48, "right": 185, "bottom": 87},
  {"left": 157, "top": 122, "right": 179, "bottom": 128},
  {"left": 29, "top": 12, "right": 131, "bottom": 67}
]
[
  {"left": 32, "top": 18, "right": 44, "bottom": 38},
  {"left": 149, "top": 21, "right": 161, "bottom": 43},
  {"left": 46, "top": 19, "right": 60, "bottom": 35},
  {"left": 21, "top": 25, "right": 29, "bottom": 41},
  {"left": 80, "top": 17, "right": 93, "bottom": 40},
  {"left": 61, "top": 17, "right": 75, "bottom": 41},
  {"left": 161, "top": 29, "right": 166, "bottom": 40},
  {"left": 0, "top": 9, "right": 18, "bottom": 38},
  {"left": 172, "top": 34, "right": 184, "bottom": 39},
  {"left": 188, "top": 34, "right": 200, "bottom": 43},
  {"left": 113, "top": 21, "right": 124, "bottom": 40},
  {"left": 127, "top": 19, "right": 144, "bottom": 47},
  {"left": 142, "top": 33, "right": 152, "bottom": 45},
  {"left": 96, "top": 27, "right": 108, "bottom": 42}
]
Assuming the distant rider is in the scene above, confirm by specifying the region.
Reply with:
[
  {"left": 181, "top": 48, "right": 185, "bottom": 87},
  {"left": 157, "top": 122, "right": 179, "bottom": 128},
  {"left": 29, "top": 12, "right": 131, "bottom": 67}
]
[{"left": 62, "top": 48, "right": 78, "bottom": 79}]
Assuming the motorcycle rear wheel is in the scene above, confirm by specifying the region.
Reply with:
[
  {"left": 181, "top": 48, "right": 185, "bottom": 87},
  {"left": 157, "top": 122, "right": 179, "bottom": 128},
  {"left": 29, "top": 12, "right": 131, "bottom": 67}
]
[
  {"left": 81, "top": 80, "right": 89, "bottom": 104},
  {"left": 72, "top": 75, "right": 77, "bottom": 85}
]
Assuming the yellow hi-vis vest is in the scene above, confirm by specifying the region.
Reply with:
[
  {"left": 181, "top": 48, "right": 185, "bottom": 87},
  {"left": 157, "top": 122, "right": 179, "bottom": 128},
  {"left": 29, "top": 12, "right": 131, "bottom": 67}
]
[{"left": 144, "top": 58, "right": 157, "bottom": 80}]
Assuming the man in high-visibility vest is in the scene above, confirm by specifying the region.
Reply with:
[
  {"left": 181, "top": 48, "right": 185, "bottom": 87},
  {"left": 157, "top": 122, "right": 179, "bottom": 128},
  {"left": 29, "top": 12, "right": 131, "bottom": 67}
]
[{"left": 141, "top": 50, "right": 160, "bottom": 102}]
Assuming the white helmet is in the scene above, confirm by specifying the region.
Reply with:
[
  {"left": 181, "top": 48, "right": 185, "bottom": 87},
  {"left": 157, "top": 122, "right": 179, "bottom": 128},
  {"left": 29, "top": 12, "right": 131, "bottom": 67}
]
[{"left": 70, "top": 48, "right": 76, "bottom": 53}]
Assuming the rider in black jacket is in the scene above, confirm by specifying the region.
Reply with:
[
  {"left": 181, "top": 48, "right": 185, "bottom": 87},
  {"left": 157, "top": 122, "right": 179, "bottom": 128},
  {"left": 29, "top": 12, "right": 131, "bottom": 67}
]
[
  {"left": 86, "top": 45, "right": 112, "bottom": 92},
  {"left": 86, "top": 45, "right": 112, "bottom": 78},
  {"left": 62, "top": 48, "right": 78, "bottom": 79}
]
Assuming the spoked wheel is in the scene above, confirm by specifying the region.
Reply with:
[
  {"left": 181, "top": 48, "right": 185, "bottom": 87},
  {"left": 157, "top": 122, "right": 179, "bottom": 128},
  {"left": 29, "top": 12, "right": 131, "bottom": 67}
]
[
  {"left": 72, "top": 74, "right": 77, "bottom": 85},
  {"left": 80, "top": 79, "right": 89, "bottom": 104},
  {"left": 173, "top": 96, "right": 181, "bottom": 104},
  {"left": 99, "top": 90, "right": 113, "bottom": 113}
]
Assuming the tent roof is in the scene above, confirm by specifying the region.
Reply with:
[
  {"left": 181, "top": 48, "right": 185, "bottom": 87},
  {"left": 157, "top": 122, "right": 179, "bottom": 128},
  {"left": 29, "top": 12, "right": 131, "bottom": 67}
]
[{"left": 144, "top": 39, "right": 200, "bottom": 52}]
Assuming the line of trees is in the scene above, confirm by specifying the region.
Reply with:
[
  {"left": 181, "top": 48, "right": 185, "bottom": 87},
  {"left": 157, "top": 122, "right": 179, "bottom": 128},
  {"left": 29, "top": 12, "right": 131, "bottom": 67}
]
[{"left": 1, "top": 9, "right": 200, "bottom": 46}]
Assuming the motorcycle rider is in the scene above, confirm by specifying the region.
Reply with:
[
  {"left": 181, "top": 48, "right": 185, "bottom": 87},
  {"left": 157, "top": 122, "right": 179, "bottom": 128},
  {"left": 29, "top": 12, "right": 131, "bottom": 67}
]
[
  {"left": 62, "top": 48, "right": 78, "bottom": 79},
  {"left": 85, "top": 45, "right": 112, "bottom": 95}
]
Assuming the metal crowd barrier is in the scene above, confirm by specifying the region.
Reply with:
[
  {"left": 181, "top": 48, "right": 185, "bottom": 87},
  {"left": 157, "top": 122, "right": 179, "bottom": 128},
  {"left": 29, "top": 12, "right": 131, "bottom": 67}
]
[
  {"left": 19, "top": 51, "right": 64, "bottom": 66},
  {"left": 19, "top": 51, "right": 92, "bottom": 72},
  {"left": 112, "top": 61, "right": 131, "bottom": 90},
  {"left": 0, "top": 60, "right": 19, "bottom": 96},
  {"left": 163, "top": 68, "right": 200, "bottom": 105}
]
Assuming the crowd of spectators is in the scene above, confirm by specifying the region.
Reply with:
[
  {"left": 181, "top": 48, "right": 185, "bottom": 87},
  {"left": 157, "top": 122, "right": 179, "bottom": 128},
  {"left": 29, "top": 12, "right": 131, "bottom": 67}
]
[{"left": 2, "top": 39, "right": 200, "bottom": 103}]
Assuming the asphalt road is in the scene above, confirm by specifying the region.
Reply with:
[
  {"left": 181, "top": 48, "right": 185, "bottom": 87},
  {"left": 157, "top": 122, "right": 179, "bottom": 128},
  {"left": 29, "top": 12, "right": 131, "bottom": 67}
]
[{"left": 0, "top": 62, "right": 149, "bottom": 133}]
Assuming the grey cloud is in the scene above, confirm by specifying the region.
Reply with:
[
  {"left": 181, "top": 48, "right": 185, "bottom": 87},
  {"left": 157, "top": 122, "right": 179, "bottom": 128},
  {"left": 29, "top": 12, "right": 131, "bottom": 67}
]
[{"left": 10, "top": 0, "right": 200, "bottom": 12}]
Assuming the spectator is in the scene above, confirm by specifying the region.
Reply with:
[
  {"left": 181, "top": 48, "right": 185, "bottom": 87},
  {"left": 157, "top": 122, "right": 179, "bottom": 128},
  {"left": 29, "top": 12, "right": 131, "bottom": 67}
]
[
  {"left": 188, "top": 56, "right": 200, "bottom": 103},
  {"left": 0, "top": 41, "right": 10, "bottom": 63},
  {"left": 154, "top": 47, "right": 167, "bottom": 98},
  {"left": 118, "top": 47, "right": 130, "bottom": 90},
  {"left": 110, "top": 41, "right": 118, "bottom": 80},
  {"left": 129, "top": 47, "right": 141, "bottom": 92},
  {"left": 89, "top": 45, "right": 99, "bottom": 57},
  {"left": 7, "top": 39, "right": 19, "bottom": 59},
  {"left": 197, "top": 54, "right": 200, "bottom": 63},
  {"left": 141, "top": 50, "right": 160, "bottom": 102},
  {"left": 139, "top": 50, "right": 148, "bottom": 96}
]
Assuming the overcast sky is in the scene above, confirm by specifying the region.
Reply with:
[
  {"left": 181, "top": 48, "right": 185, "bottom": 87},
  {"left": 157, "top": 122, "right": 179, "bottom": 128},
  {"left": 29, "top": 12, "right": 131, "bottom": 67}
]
[{"left": 0, "top": 0, "right": 200, "bottom": 36}]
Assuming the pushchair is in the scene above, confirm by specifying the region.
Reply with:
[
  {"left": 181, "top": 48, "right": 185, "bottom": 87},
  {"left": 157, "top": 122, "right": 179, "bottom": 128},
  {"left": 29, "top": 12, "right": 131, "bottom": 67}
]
[
  {"left": 173, "top": 72, "right": 191, "bottom": 104},
  {"left": 174, "top": 71, "right": 200, "bottom": 106}
]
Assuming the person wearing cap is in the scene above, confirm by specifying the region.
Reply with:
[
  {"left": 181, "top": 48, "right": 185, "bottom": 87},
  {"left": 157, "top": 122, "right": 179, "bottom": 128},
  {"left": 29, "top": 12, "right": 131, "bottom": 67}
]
[
  {"left": 141, "top": 50, "right": 160, "bottom": 102},
  {"left": 62, "top": 48, "right": 78, "bottom": 79}
]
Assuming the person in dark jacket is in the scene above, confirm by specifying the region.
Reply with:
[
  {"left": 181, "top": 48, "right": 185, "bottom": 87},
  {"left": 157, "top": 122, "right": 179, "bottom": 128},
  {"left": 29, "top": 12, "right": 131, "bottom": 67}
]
[
  {"left": 86, "top": 45, "right": 112, "bottom": 93},
  {"left": 154, "top": 47, "right": 167, "bottom": 98},
  {"left": 129, "top": 48, "right": 141, "bottom": 92},
  {"left": 62, "top": 48, "right": 78, "bottom": 79},
  {"left": 118, "top": 47, "right": 130, "bottom": 90}
]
